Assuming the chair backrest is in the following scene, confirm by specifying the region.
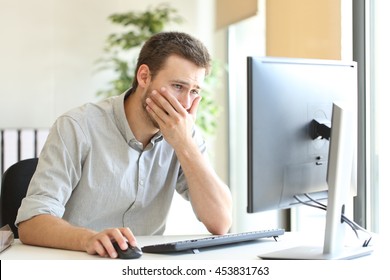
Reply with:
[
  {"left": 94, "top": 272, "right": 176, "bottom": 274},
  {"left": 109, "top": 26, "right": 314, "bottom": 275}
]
[{"left": 0, "top": 158, "right": 38, "bottom": 238}]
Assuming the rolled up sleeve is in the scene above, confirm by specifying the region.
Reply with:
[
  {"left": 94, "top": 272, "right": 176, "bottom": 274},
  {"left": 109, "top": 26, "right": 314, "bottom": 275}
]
[{"left": 15, "top": 116, "right": 89, "bottom": 226}]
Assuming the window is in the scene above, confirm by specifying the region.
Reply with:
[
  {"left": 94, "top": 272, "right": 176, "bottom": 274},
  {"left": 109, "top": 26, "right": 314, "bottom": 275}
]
[{"left": 367, "top": 0, "right": 390, "bottom": 234}]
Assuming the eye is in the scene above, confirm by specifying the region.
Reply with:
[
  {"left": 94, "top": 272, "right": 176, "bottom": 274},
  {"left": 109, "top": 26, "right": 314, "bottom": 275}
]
[
  {"left": 172, "top": 84, "right": 183, "bottom": 90},
  {"left": 190, "top": 89, "right": 200, "bottom": 95}
]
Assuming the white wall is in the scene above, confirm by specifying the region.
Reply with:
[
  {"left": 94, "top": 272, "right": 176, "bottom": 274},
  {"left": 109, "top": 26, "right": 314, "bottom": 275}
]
[
  {"left": 0, "top": 0, "right": 229, "bottom": 234},
  {"left": 0, "top": 0, "right": 216, "bottom": 127}
]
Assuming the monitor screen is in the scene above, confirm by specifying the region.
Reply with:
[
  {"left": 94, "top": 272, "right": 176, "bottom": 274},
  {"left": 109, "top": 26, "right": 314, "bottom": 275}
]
[{"left": 247, "top": 56, "right": 357, "bottom": 213}]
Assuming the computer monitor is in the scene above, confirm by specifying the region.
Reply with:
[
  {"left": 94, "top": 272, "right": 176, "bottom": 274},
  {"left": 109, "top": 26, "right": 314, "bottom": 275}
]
[
  {"left": 247, "top": 57, "right": 357, "bottom": 213},
  {"left": 247, "top": 57, "right": 372, "bottom": 259}
]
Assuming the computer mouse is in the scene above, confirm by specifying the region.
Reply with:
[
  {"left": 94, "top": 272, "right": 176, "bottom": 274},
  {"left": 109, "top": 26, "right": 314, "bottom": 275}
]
[{"left": 112, "top": 241, "right": 143, "bottom": 259}]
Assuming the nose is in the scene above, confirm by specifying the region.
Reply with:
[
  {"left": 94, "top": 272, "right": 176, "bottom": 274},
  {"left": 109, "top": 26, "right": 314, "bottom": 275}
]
[{"left": 177, "top": 92, "right": 192, "bottom": 110}]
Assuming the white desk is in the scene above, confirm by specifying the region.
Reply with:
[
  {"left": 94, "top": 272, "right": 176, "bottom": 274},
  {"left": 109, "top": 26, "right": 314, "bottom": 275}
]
[
  {"left": 0, "top": 232, "right": 381, "bottom": 260},
  {"left": 1, "top": 233, "right": 384, "bottom": 280}
]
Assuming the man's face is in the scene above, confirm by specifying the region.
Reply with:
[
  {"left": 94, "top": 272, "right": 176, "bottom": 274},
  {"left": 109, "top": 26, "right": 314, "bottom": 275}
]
[{"left": 142, "top": 55, "right": 206, "bottom": 128}]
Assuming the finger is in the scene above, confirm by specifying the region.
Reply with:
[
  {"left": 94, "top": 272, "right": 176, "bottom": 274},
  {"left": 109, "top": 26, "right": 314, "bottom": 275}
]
[
  {"left": 100, "top": 235, "right": 118, "bottom": 258},
  {"left": 120, "top": 227, "right": 138, "bottom": 247},
  {"left": 94, "top": 228, "right": 126, "bottom": 258},
  {"left": 189, "top": 95, "right": 202, "bottom": 117},
  {"left": 158, "top": 87, "right": 187, "bottom": 115},
  {"left": 94, "top": 242, "right": 109, "bottom": 257},
  {"left": 146, "top": 97, "right": 166, "bottom": 125},
  {"left": 147, "top": 92, "right": 181, "bottom": 126},
  {"left": 107, "top": 228, "right": 130, "bottom": 249},
  {"left": 85, "top": 235, "right": 107, "bottom": 257},
  {"left": 148, "top": 88, "right": 185, "bottom": 117},
  {"left": 149, "top": 90, "right": 177, "bottom": 116},
  {"left": 89, "top": 234, "right": 115, "bottom": 258}
]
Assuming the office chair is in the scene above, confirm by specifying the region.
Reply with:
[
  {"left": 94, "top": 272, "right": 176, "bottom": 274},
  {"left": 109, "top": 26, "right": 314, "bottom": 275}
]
[{"left": 0, "top": 158, "right": 38, "bottom": 238}]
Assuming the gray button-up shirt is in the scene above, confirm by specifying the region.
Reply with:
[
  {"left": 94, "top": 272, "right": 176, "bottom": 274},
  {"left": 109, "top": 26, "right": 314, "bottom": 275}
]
[{"left": 16, "top": 91, "right": 207, "bottom": 235}]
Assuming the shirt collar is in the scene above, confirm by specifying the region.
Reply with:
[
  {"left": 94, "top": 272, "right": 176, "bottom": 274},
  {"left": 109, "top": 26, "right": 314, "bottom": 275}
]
[{"left": 113, "top": 89, "right": 163, "bottom": 150}]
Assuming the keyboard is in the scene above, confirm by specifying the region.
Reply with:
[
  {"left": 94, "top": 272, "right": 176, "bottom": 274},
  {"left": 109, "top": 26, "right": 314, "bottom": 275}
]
[{"left": 141, "top": 228, "right": 285, "bottom": 253}]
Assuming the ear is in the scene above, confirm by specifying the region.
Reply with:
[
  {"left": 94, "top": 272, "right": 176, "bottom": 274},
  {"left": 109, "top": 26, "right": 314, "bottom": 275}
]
[{"left": 136, "top": 64, "right": 151, "bottom": 88}]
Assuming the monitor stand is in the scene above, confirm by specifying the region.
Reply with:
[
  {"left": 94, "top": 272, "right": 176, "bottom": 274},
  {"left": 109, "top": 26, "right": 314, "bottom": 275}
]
[
  {"left": 258, "top": 245, "right": 373, "bottom": 260},
  {"left": 259, "top": 103, "right": 374, "bottom": 260}
]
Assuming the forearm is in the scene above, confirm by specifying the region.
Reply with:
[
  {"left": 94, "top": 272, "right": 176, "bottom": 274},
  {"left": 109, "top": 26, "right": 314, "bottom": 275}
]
[
  {"left": 176, "top": 142, "right": 232, "bottom": 235},
  {"left": 145, "top": 88, "right": 232, "bottom": 233},
  {"left": 18, "top": 214, "right": 96, "bottom": 252}
]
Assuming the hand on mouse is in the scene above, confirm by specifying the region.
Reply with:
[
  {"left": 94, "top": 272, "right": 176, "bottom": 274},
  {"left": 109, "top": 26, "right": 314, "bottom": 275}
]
[
  {"left": 84, "top": 227, "right": 137, "bottom": 258},
  {"left": 112, "top": 241, "right": 143, "bottom": 259}
]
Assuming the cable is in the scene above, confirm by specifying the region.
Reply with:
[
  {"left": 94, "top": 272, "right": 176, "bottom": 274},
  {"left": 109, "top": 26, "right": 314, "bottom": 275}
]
[
  {"left": 293, "top": 194, "right": 373, "bottom": 247},
  {"left": 294, "top": 195, "right": 326, "bottom": 211},
  {"left": 302, "top": 194, "right": 360, "bottom": 238},
  {"left": 303, "top": 194, "right": 372, "bottom": 238}
]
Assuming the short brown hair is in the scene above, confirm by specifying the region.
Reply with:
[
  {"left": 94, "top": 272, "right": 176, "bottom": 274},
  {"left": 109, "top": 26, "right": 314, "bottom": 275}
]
[{"left": 131, "top": 32, "right": 211, "bottom": 89}]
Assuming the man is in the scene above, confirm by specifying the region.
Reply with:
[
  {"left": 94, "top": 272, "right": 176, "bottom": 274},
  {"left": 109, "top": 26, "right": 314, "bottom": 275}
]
[{"left": 16, "top": 32, "right": 232, "bottom": 258}]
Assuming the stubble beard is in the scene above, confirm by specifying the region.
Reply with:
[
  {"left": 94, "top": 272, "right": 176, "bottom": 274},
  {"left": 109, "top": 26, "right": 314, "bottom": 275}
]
[{"left": 142, "top": 87, "right": 160, "bottom": 130}]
